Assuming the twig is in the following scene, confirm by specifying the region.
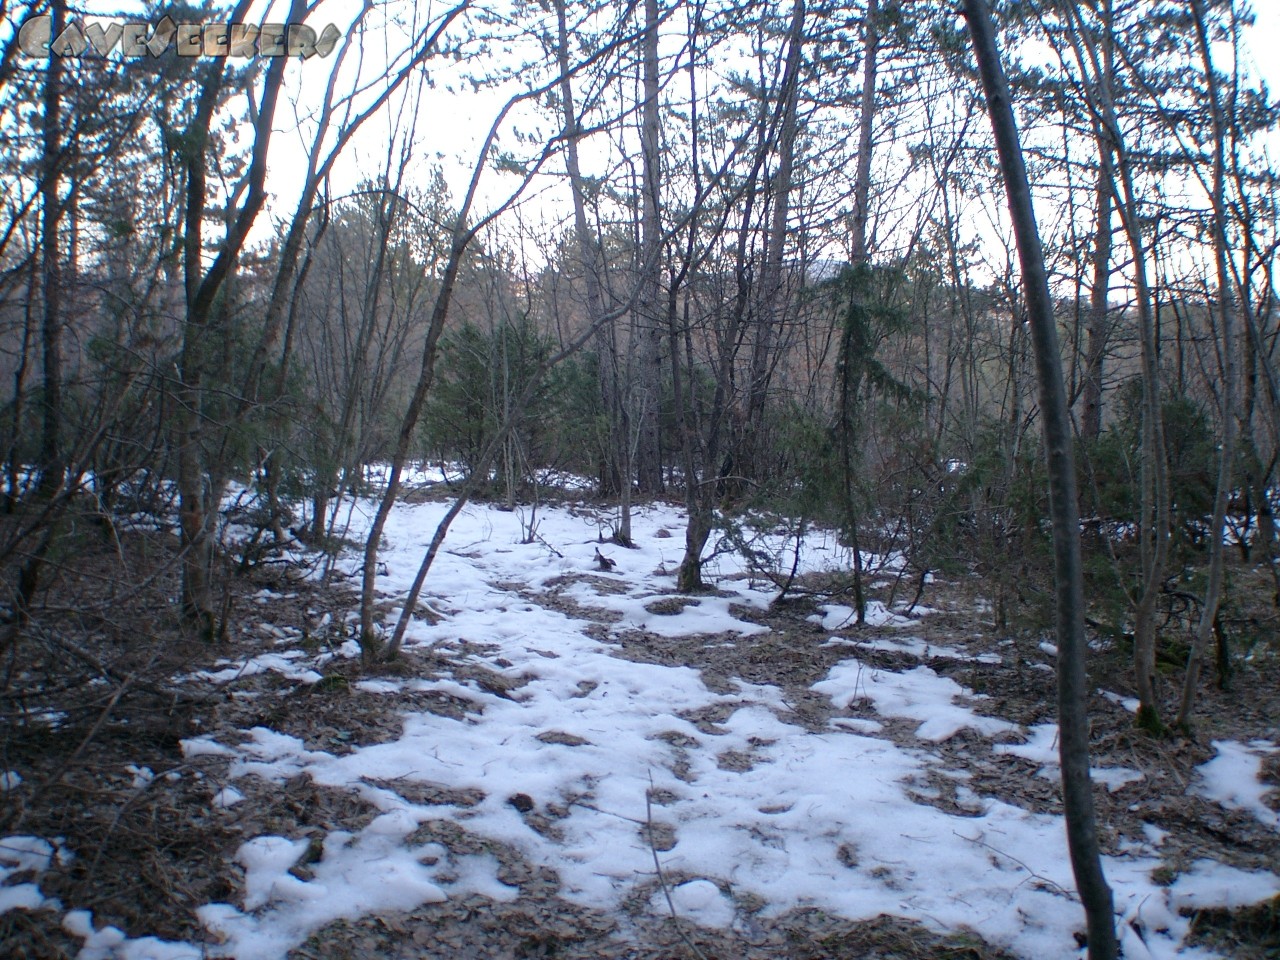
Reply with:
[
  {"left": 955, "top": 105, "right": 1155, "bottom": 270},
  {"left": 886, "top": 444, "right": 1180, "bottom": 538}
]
[
  {"left": 771, "top": 516, "right": 807, "bottom": 602},
  {"left": 87, "top": 762, "right": 193, "bottom": 879},
  {"left": 955, "top": 830, "right": 1076, "bottom": 900},
  {"left": 33, "top": 625, "right": 211, "bottom": 706},
  {"left": 566, "top": 798, "right": 645, "bottom": 825},
  {"left": 536, "top": 533, "right": 564, "bottom": 558},
  {"left": 16, "top": 675, "right": 136, "bottom": 832},
  {"left": 646, "top": 772, "right": 711, "bottom": 960}
]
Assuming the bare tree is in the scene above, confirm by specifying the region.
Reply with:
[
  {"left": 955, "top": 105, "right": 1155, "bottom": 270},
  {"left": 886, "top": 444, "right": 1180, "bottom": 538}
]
[
  {"left": 963, "top": 1, "right": 1118, "bottom": 956},
  {"left": 632, "top": 0, "right": 665, "bottom": 497},
  {"left": 174, "top": 0, "right": 305, "bottom": 636},
  {"left": 355, "top": 11, "right": 657, "bottom": 655},
  {"left": 1176, "top": 0, "right": 1240, "bottom": 728}
]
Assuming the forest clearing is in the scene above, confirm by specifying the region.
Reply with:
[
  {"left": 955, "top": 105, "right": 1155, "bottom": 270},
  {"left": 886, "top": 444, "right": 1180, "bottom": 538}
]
[
  {"left": 3, "top": 0, "right": 1280, "bottom": 956},
  {"left": 2, "top": 480, "right": 1279, "bottom": 959}
]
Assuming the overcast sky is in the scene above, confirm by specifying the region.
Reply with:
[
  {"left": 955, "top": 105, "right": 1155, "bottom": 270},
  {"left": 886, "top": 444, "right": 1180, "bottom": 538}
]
[{"left": 1247, "top": 2, "right": 1280, "bottom": 97}]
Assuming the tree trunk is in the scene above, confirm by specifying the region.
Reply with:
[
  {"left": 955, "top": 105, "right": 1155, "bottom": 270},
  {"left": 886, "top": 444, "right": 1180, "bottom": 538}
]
[
  {"left": 1080, "top": 140, "right": 1113, "bottom": 442},
  {"left": 1066, "top": 0, "right": 1169, "bottom": 731},
  {"left": 744, "top": 0, "right": 806, "bottom": 483},
  {"left": 1115, "top": 128, "right": 1170, "bottom": 738},
  {"left": 176, "top": 0, "right": 293, "bottom": 634},
  {"left": 850, "top": 0, "right": 878, "bottom": 266},
  {"left": 358, "top": 233, "right": 469, "bottom": 656},
  {"left": 14, "top": 0, "right": 67, "bottom": 623},
  {"left": 839, "top": 0, "right": 879, "bottom": 624},
  {"left": 963, "top": 3, "right": 1118, "bottom": 956},
  {"left": 36, "top": 0, "right": 64, "bottom": 503},
  {"left": 1176, "top": 0, "right": 1238, "bottom": 730},
  {"left": 6, "top": 259, "right": 37, "bottom": 511},
  {"left": 633, "top": 0, "right": 664, "bottom": 496},
  {"left": 554, "top": 0, "right": 632, "bottom": 539}
]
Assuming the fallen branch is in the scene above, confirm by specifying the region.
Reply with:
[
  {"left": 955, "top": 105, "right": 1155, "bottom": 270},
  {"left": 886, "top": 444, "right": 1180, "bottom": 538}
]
[{"left": 32, "top": 625, "right": 212, "bottom": 706}]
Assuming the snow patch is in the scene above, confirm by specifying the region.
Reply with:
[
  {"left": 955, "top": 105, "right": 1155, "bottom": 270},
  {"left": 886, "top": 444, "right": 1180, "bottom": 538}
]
[
  {"left": 1193, "top": 740, "right": 1279, "bottom": 829},
  {"left": 816, "top": 659, "right": 1018, "bottom": 742}
]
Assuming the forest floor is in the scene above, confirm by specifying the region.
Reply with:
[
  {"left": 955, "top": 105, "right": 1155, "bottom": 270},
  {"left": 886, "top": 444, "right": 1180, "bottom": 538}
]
[{"left": 2, "top": 490, "right": 1279, "bottom": 959}]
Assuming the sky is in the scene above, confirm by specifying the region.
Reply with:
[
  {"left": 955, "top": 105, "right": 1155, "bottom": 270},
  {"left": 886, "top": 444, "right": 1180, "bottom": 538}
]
[
  {"left": 254, "top": 0, "right": 1280, "bottom": 259},
  {"left": 7, "top": 0, "right": 1274, "bottom": 252},
  {"left": 1247, "top": 2, "right": 1280, "bottom": 93}
]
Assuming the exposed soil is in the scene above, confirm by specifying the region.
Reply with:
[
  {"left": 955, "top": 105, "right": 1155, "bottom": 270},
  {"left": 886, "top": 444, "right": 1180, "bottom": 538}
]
[{"left": 2, "top": 522, "right": 1278, "bottom": 959}]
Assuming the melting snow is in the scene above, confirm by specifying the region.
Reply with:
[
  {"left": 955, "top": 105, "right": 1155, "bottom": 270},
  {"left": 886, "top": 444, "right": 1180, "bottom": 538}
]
[
  {"left": 1193, "top": 740, "right": 1280, "bottom": 830},
  {"left": 816, "top": 659, "right": 1019, "bottom": 742},
  {"left": 5, "top": 497, "right": 1277, "bottom": 960}
]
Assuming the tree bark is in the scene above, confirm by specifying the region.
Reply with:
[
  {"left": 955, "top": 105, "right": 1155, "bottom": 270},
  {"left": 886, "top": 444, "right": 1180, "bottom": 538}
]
[
  {"left": 1080, "top": 139, "right": 1113, "bottom": 442},
  {"left": 963, "top": 2, "right": 1118, "bottom": 956},
  {"left": 1176, "top": 0, "right": 1238, "bottom": 730},
  {"left": 744, "top": 0, "right": 806, "bottom": 483},
  {"left": 633, "top": 0, "right": 664, "bottom": 495},
  {"left": 177, "top": 0, "right": 293, "bottom": 635}
]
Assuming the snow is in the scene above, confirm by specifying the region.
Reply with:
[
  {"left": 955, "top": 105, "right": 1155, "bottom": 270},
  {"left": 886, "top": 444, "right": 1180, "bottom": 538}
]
[
  {"left": 822, "top": 632, "right": 1002, "bottom": 663},
  {"left": 188, "top": 650, "right": 324, "bottom": 686},
  {"left": 0, "top": 835, "right": 62, "bottom": 915},
  {"left": 180, "top": 736, "right": 237, "bottom": 759},
  {"left": 563, "top": 579, "right": 771, "bottom": 637},
  {"left": 994, "top": 724, "right": 1145, "bottom": 792},
  {"left": 213, "top": 786, "right": 245, "bottom": 808},
  {"left": 652, "top": 879, "right": 735, "bottom": 929},
  {"left": 1101, "top": 689, "right": 1141, "bottom": 714},
  {"left": 62, "top": 910, "right": 200, "bottom": 960},
  {"left": 816, "top": 659, "right": 1019, "bottom": 741},
  {"left": 12, "top": 496, "right": 1278, "bottom": 959},
  {"left": 1193, "top": 740, "right": 1280, "bottom": 829},
  {"left": 808, "top": 600, "right": 915, "bottom": 630}
]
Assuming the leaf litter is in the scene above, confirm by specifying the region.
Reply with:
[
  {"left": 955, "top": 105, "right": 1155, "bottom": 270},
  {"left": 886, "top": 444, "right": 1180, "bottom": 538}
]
[{"left": 2, "top": 497, "right": 1278, "bottom": 959}]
